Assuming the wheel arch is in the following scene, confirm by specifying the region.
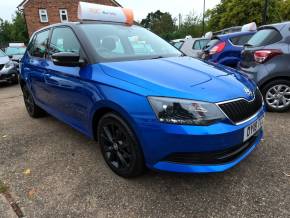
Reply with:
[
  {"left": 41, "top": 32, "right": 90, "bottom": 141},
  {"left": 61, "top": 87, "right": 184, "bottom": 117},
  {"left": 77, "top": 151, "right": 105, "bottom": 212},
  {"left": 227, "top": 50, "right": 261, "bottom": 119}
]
[
  {"left": 90, "top": 101, "right": 139, "bottom": 141},
  {"left": 259, "top": 75, "right": 290, "bottom": 92}
]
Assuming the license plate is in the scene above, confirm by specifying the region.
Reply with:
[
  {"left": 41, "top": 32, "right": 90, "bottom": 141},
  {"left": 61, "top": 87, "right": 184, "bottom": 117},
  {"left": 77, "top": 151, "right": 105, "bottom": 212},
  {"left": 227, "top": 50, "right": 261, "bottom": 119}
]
[{"left": 243, "top": 117, "right": 264, "bottom": 142}]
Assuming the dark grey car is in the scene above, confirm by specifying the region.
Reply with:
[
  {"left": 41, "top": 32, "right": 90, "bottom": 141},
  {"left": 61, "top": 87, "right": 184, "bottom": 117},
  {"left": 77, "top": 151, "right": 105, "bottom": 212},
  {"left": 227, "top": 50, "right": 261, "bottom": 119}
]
[{"left": 240, "top": 22, "right": 290, "bottom": 112}]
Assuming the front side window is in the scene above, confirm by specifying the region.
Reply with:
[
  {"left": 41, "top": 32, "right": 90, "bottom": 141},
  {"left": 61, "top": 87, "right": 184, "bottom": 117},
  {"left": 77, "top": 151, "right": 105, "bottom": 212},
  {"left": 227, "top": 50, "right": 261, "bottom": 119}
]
[
  {"left": 48, "top": 27, "right": 80, "bottom": 56},
  {"left": 80, "top": 24, "right": 181, "bottom": 62},
  {"left": 39, "top": 9, "right": 48, "bottom": 23},
  {"left": 59, "top": 9, "right": 68, "bottom": 22},
  {"left": 29, "top": 30, "right": 50, "bottom": 58}
]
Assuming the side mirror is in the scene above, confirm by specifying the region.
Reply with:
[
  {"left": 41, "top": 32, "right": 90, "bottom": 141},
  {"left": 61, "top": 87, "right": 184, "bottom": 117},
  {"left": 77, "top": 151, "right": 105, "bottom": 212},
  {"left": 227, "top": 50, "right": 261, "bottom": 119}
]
[{"left": 51, "top": 52, "right": 85, "bottom": 67}]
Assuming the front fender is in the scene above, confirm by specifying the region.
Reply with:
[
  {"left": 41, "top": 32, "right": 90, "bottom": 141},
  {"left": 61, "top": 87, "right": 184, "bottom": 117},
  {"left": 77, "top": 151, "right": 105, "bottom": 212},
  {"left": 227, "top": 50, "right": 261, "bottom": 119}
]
[{"left": 88, "top": 84, "right": 155, "bottom": 142}]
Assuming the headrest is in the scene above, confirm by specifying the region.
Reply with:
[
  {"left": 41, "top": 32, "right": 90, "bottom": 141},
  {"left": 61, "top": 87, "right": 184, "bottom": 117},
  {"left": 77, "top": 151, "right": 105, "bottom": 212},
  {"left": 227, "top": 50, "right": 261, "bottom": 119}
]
[{"left": 101, "top": 37, "right": 116, "bottom": 51}]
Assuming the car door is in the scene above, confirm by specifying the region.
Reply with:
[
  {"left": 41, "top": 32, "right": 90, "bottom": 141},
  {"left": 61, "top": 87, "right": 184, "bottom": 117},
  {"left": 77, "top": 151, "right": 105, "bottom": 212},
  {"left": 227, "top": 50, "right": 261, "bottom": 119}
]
[
  {"left": 23, "top": 29, "right": 50, "bottom": 105},
  {"left": 44, "top": 26, "right": 94, "bottom": 131}
]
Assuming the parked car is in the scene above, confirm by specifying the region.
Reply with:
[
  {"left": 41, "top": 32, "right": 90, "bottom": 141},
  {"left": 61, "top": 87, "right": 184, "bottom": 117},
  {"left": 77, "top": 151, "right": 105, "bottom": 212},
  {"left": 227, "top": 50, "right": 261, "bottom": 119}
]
[
  {"left": 174, "top": 37, "right": 210, "bottom": 58},
  {"left": 5, "top": 43, "right": 26, "bottom": 60},
  {"left": 240, "top": 22, "right": 290, "bottom": 112},
  {"left": 202, "top": 31, "right": 255, "bottom": 68},
  {"left": 20, "top": 3, "right": 265, "bottom": 178},
  {"left": 5, "top": 43, "right": 27, "bottom": 72},
  {"left": 0, "top": 49, "right": 18, "bottom": 84}
]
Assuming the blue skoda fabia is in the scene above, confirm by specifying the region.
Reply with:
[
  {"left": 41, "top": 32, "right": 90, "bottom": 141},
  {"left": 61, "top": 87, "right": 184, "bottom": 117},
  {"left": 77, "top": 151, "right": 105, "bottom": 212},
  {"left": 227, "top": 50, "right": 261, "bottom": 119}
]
[{"left": 20, "top": 22, "right": 265, "bottom": 178}]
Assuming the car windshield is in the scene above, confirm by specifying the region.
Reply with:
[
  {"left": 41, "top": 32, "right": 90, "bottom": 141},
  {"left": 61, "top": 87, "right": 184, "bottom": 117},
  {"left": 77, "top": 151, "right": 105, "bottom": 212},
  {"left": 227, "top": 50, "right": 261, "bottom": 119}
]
[
  {"left": 247, "top": 28, "right": 282, "bottom": 47},
  {"left": 5, "top": 47, "right": 26, "bottom": 56},
  {"left": 0, "top": 49, "right": 6, "bottom": 57},
  {"left": 80, "top": 24, "right": 182, "bottom": 62}
]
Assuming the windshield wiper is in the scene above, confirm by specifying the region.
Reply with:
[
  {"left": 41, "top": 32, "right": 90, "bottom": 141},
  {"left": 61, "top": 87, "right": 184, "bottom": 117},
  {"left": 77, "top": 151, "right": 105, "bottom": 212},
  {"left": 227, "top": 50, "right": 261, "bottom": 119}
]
[
  {"left": 151, "top": 56, "right": 165, "bottom": 59},
  {"left": 244, "top": 43, "right": 253, "bottom": 47}
]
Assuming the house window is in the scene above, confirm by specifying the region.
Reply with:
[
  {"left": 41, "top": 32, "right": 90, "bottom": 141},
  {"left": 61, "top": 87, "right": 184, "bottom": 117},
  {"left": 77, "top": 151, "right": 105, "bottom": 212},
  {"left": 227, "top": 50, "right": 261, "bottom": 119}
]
[
  {"left": 59, "top": 9, "right": 68, "bottom": 22},
  {"left": 39, "top": 9, "right": 48, "bottom": 23}
]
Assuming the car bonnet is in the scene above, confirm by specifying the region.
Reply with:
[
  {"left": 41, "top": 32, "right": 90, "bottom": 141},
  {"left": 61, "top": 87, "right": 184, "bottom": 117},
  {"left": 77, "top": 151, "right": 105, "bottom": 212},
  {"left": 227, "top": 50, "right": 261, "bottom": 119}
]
[{"left": 99, "top": 56, "right": 257, "bottom": 102}]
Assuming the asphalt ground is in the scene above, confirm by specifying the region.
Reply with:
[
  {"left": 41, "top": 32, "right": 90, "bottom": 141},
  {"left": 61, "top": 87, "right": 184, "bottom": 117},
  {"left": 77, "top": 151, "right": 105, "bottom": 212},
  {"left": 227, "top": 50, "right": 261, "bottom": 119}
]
[{"left": 0, "top": 83, "right": 289, "bottom": 218}]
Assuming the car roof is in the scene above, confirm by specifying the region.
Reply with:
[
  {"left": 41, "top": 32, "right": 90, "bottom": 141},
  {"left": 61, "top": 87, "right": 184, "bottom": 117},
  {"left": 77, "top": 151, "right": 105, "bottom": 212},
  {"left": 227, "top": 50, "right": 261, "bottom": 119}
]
[
  {"left": 36, "top": 22, "right": 80, "bottom": 32},
  {"left": 34, "top": 21, "right": 132, "bottom": 35},
  {"left": 259, "top": 21, "right": 290, "bottom": 31},
  {"left": 216, "top": 31, "right": 255, "bottom": 40}
]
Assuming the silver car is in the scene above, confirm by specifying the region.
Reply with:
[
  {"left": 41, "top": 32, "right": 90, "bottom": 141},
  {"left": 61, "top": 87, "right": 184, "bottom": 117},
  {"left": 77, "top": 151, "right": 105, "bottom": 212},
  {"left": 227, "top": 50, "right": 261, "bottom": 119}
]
[
  {"left": 0, "top": 49, "right": 18, "bottom": 84},
  {"left": 173, "top": 37, "right": 209, "bottom": 58}
]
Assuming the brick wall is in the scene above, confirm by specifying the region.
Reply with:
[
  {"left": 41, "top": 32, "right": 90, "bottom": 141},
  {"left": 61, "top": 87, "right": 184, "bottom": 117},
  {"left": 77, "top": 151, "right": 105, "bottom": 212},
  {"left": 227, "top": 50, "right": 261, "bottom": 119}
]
[{"left": 23, "top": 0, "right": 119, "bottom": 36}]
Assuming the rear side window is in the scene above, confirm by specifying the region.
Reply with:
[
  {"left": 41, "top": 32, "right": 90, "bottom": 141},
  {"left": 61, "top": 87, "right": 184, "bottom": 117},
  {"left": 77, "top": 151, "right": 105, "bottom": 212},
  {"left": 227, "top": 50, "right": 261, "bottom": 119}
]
[
  {"left": 29, "top": 30, "right": 50, "bottom": 58},
  {"left": 230, "top": 34, "right": 252, "bottom": 46},
  {"left": 48, "top": 27, "right": 80, "bottom": 56},
  {"left": 247, "top": 28, "right": 282, "bottom": 47},
  {"left": 193, "top": 39, "right": 209, "bottom": 50}
]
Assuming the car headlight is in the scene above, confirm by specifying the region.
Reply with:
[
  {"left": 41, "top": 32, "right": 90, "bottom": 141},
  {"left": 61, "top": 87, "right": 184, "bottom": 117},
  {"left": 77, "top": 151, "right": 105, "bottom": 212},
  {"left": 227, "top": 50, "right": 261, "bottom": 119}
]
[
  {"left": 4, "top": 61, "right": 14, "bottom": 68},
  {"left": 148, "top": 97, "right": 226, "bottom": 126}
]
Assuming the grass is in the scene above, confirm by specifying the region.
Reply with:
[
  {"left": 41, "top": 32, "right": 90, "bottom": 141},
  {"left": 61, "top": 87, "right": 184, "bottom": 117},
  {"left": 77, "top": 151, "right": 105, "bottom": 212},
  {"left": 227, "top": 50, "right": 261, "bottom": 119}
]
[{"left": 0, "top": 180, "right": 8, "bottom": 194}]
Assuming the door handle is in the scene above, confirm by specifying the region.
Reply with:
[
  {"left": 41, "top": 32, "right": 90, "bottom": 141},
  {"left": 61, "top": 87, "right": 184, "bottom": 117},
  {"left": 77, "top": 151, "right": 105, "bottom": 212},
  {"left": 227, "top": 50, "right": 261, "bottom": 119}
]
[{"left": 44, "top": 73, "right": 59, "bottom": 86}]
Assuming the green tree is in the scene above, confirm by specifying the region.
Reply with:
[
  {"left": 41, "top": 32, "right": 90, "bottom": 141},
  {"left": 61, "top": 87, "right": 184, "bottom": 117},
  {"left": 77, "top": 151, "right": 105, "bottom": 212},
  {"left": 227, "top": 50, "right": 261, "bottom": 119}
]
[
  {"left": 0, "top": 11, "right": 28, "bottom": 48},
  {"left": 141, "top": 10, "right": 176, "bottom": 40},
  {"left": 0, "top": 20, "right": 12, "bottom": 47},
  {"left": 172, "top": 11, "right": 204, "bottom": 39},
  {"left": 10, "top": 11, "right": 29, "bottom": 43},
  {"left": 206, "top": 0, "right": 283, "bottom": 31},
  {"left": 280, "top": 0, "right": 290, "bottom": 21}
]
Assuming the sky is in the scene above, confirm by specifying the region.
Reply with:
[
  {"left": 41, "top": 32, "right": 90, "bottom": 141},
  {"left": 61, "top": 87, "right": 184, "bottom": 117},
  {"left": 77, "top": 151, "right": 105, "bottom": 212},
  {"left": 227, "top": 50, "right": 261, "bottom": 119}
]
[
  {"left": 118, "top": 0, "right": 221, "bottom": 22},
  {"left": 0, "top": 0, "right": 220, "bottom": 22}
]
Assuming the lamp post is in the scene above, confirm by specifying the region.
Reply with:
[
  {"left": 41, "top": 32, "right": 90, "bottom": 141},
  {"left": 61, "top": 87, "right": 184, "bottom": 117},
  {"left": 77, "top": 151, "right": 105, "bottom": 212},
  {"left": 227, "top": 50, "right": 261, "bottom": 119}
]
[
  {"left": 263, "top": 0, "right": 269, "bottom": 25},
  {"left": 202, "top": 0, "right": 206, "bottom": 35}
]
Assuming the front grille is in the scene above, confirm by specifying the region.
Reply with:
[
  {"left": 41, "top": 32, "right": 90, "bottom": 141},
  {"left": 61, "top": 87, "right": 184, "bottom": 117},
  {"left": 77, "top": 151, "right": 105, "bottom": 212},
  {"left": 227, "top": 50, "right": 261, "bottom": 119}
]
[
  {"left": 0, "top": 64, "right": 4, "bottom": 71},
  {"left": 163, "top": 133, "right": 259, "bottom": 165},
  {"left": 218, "top": 89, "right": 263, "bottom": 124}
]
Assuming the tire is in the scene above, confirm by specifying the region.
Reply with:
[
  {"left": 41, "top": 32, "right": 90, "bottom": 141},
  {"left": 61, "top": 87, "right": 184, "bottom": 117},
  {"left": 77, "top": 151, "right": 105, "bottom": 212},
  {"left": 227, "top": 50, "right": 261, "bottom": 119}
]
[
  {"left": 21, "top": 85, "right": 46, "bottom": 118},
  {"left": 97, "top": 113, "right": 146, "bottom": 178},
  {"left": 261, "top": 79, "right": 290, "bottom": 112},
  {"left": 11, "top": 76, "right": 19, "bottom": 84}
]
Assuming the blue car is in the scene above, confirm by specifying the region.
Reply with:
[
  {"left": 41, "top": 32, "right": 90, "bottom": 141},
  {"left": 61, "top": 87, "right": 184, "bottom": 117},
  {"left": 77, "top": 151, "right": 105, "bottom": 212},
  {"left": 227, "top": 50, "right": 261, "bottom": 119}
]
[
  {"left": 19, "top": 18, "right": 265, "bottom": 177},
  {"left": 202, "top": 31, "right": 255, "bottom": 68}
]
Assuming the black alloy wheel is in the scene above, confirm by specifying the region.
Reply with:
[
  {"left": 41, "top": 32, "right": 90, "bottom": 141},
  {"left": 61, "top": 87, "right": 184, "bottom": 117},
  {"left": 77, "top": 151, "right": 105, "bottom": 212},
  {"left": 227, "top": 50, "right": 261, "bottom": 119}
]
[
  {"left": 97, "top": 113, "right": 145, "bottom": 178},
  {"left": 21, "top": 85, "right": 46, "bottom": 118}
]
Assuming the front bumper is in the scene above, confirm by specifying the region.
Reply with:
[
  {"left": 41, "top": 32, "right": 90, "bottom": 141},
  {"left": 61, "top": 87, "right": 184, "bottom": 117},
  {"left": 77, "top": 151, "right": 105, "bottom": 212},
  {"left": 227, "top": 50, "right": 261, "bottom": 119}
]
[
  {"left": 136, "top": 108, "right": 265, "bottom": 173},
  {"left": 0, "top": 67, "right": 18, "bottom": 82},
  {"left": 153, "top": 130, "right": 263, "bottom": 173}
]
